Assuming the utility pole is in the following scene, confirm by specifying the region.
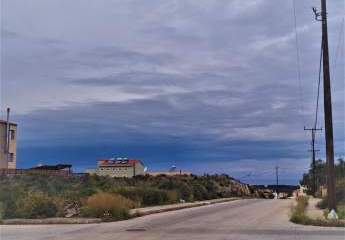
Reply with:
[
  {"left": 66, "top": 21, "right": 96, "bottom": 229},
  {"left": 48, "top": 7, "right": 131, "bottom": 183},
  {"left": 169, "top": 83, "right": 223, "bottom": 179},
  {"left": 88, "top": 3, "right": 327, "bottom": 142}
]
[
  {"left": 321, "top": 0, "right": 336, "bottom": 211},
  {"left": 304, "top": 127, "right": 322, "bottom": 196},
  {"left": 275, "top": 166, "right": 279, "bottom": 194},
  {"left": 313, "top": 0, "right": 336, "bottom": 210}
]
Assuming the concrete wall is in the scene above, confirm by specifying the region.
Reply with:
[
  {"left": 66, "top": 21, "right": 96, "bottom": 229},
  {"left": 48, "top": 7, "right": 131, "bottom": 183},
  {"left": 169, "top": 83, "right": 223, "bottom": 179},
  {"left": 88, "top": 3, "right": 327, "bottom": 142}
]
[
  {"left": 134, "top": 162, "right": 145, "bottom": 176},
  {"left": 0, "top": 122, "right": 17, "bottom": 169}
]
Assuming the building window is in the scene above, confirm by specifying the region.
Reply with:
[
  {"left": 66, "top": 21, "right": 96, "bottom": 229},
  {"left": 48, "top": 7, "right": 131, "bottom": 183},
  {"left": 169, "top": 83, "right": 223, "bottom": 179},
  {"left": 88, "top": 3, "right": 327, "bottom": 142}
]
[
  {"left": 10, "top": 130, "right": 15, "bottom": 140},
  {"left": 8, "top": 153, "right": 14, "bottom": 162}
]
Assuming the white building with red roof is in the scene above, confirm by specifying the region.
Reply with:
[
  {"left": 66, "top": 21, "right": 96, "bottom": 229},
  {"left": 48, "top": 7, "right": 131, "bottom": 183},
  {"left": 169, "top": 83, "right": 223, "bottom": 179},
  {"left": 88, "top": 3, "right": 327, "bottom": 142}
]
[{"left": 94, "top": 158, "right": 145, "bottom": 178}]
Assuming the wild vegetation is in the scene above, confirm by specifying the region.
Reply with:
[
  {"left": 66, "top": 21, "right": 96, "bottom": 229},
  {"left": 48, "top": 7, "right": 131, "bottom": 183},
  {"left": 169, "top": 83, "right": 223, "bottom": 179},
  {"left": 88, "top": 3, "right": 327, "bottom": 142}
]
[
  {"left": 290, "top": 196, "right": 345, "bottom": 227},
  {"left": 300, "top": 158, "right": 345, "bottom": 211},
  {"left": 80, "top": 192, "right": 136, "bottom": 220},
  {"left": 0, "top": 174, "right": 254, "bottom": 220}
]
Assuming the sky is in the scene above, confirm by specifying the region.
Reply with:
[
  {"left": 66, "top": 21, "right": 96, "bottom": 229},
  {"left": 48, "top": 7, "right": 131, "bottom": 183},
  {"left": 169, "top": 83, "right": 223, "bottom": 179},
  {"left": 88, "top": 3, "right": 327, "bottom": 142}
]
[{"left": 0, "top": 0, "right": 344, "bottom": 184}]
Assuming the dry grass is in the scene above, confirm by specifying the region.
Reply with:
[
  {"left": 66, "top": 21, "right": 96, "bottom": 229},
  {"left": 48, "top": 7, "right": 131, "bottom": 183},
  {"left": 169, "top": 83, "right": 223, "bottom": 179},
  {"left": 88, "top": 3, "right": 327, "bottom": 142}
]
[{"left": 81, "top": 192, "right": 136, "bottom": 220}]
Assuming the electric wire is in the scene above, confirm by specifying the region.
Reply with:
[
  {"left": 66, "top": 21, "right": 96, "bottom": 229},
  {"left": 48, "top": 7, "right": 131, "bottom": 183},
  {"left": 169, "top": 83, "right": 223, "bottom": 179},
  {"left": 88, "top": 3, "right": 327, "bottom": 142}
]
[
  {"left": 314, "top": 39, "right": 323, "bottom": 129},
  {"left": 292, "top": 0, "right": 306, "bottom": 125},
  {"left": 331, "top": 18, "right": 344, "bottom": 81}
]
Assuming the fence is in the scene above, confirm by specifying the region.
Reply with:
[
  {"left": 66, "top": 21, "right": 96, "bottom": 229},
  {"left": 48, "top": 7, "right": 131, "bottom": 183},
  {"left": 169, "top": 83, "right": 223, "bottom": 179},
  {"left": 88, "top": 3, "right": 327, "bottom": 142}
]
[{"left": 0, "top": 168, "right": 74, "bottom": 177}]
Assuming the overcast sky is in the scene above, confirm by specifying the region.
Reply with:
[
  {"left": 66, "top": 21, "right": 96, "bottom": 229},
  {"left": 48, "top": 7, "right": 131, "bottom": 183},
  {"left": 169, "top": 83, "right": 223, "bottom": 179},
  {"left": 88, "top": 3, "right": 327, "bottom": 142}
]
[{"left": 1, "top": 0, "right": 344, "bottom": 184}]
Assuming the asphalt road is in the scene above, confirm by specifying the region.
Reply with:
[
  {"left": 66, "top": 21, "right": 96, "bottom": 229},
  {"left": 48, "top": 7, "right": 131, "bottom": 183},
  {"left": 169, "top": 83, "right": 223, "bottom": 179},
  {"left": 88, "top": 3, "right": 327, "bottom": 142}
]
[{"left": 1, "top": 199, "right": 344, "bottom": 240}]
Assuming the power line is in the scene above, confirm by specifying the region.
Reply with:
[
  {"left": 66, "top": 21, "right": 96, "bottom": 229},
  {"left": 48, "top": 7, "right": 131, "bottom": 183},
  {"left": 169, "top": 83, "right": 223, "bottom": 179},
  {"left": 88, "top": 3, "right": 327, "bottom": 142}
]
[
  {"left": 315, "top": 39, "right": 323, "bottom": 129},
  {"left": 303, "top": 7, "right": 324, "bottom": 197},
  {"left": 292, "top": 0, "right": 306, "bottom": 125},
  {"left": 331, "top": 18, "right": 344, "bottom": 81}
]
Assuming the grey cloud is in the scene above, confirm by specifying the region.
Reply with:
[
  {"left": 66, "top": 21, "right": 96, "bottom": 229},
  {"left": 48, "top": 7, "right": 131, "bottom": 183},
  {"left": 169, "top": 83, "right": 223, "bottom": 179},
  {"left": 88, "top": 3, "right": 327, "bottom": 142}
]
[
  {"left": 79, "top": 47, "right": 176, "bottom": 65},
  {"left": 2, "top": 0, "right": 344, "bottom": 177},
  {"left": 14, "top": 82, "right": 316, "bottom": 147},
  {"left": 1, "top": 29, "right": 19, "bottom": 39}
]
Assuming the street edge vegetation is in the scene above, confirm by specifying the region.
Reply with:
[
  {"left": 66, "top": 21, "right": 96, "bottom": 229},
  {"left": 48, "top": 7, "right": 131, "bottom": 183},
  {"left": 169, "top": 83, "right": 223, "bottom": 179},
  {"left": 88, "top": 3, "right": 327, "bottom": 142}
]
[
  {"left": 290, "top": 196, "right": 345, "bottom": 227},
  {"left": 0, "top": 174, "right": 271, "bottom": 223}
]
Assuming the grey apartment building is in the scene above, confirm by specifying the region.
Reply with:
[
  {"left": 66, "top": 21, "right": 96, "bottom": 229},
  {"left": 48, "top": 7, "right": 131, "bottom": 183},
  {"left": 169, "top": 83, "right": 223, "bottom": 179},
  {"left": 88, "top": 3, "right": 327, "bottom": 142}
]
[{"left": 0, "top": 120, "right": 17, "bottom": 169}]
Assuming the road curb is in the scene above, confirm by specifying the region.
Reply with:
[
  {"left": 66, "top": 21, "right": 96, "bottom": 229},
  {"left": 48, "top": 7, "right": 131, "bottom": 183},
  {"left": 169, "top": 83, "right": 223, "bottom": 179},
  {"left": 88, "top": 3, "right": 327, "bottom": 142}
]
[
  {"left": 129, "top": 197, "right": 240, "bottom": 217},
  {"left": 1, "top": 218, "right": 102, "bottom": 225}
]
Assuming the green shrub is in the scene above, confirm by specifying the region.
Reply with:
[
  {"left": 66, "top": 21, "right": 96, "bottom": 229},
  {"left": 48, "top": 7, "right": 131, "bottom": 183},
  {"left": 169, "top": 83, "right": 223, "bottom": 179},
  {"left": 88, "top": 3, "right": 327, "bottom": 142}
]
[
  {"left": 141, "top": 188, "right": 169, "bottom": 206},
  {"left": 117, "top": 187, "right": 178, "bottom": 206},
  {"left": 337, "top": 205, "right": 345, "bottom": 220},
  {"left": 296, "top": 196, "right": 308, "bottom": 212},
  {"left": 15, "top": 192, "right": 58, "bottom": 218},
  {"left": 316, "top": 198, "right": 327, "bottom": 209},
  {"left": 80, "top": 192, "right": 135, "bottom": 220},
  {"left": 316, "top": 179, "right": 345, "bottom": 211},
  {"left": 0, "top": 184, "right": 27, "bottom": 219},
  {"left": 290, "top": 196, "right": 309, "bottom": 224},
  {"left": 0, "top": 202, "right": 4, "bottom": 219},
  {"left": 336, "top": 178, "right": 345, "bottom": 204},
  {"left": 192, "top": 184, "right": 208, "bottom": 201}
]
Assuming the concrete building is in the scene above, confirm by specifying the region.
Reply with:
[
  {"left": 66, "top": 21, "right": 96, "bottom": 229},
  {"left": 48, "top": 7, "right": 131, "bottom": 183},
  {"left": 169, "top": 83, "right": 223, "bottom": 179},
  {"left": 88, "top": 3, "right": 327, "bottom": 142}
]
[
  {"left": 95, "top": 158, "right": 145, "bottom": 178},
  {"left": 0, "top": 164, "right": 72, "bottom": 177},
  {"left": 0, "top": 119, "right": 17, "bottom": 169}
]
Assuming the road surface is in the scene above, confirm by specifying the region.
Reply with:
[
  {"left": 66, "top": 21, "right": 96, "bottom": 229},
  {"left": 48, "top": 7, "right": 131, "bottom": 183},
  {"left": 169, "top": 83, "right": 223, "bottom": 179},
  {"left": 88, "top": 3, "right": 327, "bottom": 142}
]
[{"left": 1, "top": 199, "right": 344, "bottom": 240}]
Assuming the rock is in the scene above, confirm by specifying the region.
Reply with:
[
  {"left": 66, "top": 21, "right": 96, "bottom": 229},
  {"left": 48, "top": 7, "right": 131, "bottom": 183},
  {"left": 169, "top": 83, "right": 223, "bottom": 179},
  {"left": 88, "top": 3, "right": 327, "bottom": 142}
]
[
  {"left": 327, "top": 209, "right": 339, "bottom": 220},
  {"left": 64, "top": 202, "right": 80, "bottom": 218}
]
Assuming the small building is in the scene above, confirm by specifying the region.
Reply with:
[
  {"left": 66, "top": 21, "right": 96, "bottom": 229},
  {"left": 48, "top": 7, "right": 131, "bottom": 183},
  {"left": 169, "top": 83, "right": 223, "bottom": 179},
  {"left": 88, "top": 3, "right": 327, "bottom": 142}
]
[
  {"left": 95, "top": 158, "right": 145, "bottom": 178},
  {"left": 31, "top": 164, "right": 72, "bottom": 172},
  {"left": 0, "top": 164, "right": 72, "bottom": 177},
  {"left": 0, "top": 119, "right": 17, "bottom": 169}
]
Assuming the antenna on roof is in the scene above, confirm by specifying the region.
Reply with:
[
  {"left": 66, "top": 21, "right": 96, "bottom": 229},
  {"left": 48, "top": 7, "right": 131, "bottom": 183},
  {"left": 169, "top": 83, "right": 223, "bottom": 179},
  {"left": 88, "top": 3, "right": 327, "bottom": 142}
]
[
  {"left": 169, "top": 165, "right": 177, "bottom": 172},
  {"left": 5, "top": 108, "right": 10, "bottom": 162}
]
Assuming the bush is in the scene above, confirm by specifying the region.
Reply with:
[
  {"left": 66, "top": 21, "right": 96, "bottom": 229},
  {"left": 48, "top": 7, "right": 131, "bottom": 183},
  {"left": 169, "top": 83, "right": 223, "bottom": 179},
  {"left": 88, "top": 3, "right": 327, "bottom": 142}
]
[
  {"left": 290, "top": 196, "right": 309, "bottom": 224},
  {"left": 316, "top": 179, "right": 345, "bottom": 211},
  {"left": 15, "top": 192, "right": 58, "bottom": 219},
  {"left": 192, "top": 184, "right": 208, "bottom": 201},
  {"left": 166, "top": 190, "right": 179, "bottom": 203},
  {"left": 336, "top": 205, "right": 345, "bottom": 220},
  {"left": 0, "top": 202, "right": 4, "bottom": 219},
  {"left": 118, "top": 187, "right": 178, "bottom": 206},
  {"left": 336, "top": 178, "right": 345, "bottom": 204},
  {"left": 80, "top": 192, "right": 135, "bottom": 220},
  {"left": 316, "top": 198, "right": 327, "bottom": 209},
  {"left": 0, "top": 184, "right": 27, "bottom": 219}
]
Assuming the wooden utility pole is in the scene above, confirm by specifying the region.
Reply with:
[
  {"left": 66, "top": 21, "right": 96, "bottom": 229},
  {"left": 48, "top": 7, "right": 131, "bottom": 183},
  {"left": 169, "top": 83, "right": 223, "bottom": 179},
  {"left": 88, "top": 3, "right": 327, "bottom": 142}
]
[
  {"left": 275, "top": 166, "right": 279, "bottom": 194},
  {"left": 304, "top": 127, "right": 321, "bottom": 196},
  {"left": 320, "top": 0, "right": 336, "bottom": 210}
]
